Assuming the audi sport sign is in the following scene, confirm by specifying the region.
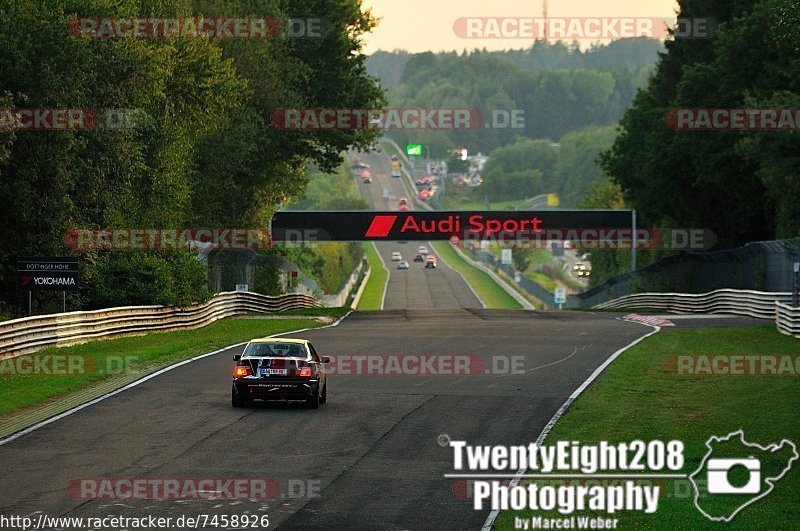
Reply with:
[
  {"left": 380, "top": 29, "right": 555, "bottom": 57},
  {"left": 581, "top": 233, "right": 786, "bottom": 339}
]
[
  {"left": 17, "top": 257, "right": 79, "bottom": 291},
  {"left": 272, "top": 211, "right": 635, "bottom": 243}
]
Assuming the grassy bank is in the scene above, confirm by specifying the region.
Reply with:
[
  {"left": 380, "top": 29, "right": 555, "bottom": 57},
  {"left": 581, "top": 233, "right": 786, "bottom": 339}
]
[
  {"left": 496, "top": 325, "right": 800, "bottom": 529},
  {"left": 357, "top": 243, "right": 388, "bottom": 310},
  {"left": 439, "top": 187, "right": 522, "bottom": 211}
]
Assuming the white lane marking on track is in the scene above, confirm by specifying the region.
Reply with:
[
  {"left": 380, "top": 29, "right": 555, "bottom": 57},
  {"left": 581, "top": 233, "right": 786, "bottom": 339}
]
[
  {"left": 493, "top": 347, "right": 580, "bottom": 378},
  {"left": 373, "top": 243, "right": 390, "bottom": 311},
  {"left": 0, "top": 312, "right": 353, "bottom": 447},
  {"left": 480, "top": 322, "right": 662, "bottom": 530},
  {"left": 652, "top": 314, "right": 739, "bottom": 320}
]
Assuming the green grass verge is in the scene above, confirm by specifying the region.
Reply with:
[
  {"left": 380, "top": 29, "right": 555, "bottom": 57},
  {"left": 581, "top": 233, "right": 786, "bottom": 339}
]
[
  {"left": 357, "top": 242, "right": 388, "bottom": 310},
  {"left": 440, "top": 194, "right": 521, "bottom": 211},
  {"left": 379, "top": 139, "right": 403, "bottom": 159},
  {"left": 485, "top": 246, "right": 561, "bottom": 293},
  {"left": 528, "top": 272, "right": 558, "bottom": 292},
  {"left": 431, "top": 242, "right": 522, "bottom": 309},
  {"left": 496, "top": 325, "right": 800, "bottom": 530},
  {"left": 0, "top": 311, "right": 345, "bottom": 417}
]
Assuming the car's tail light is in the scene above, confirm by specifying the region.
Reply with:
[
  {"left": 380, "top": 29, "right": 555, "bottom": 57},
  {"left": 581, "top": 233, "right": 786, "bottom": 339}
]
[
  {"left": 298, "top": 367, "right": 313, "bottom": 377},
  {"left": 234, "top": 366, "right": 250, "bottom": 378}
]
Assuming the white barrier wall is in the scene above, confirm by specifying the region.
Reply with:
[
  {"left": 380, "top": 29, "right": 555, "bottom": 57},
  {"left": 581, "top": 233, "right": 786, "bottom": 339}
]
[
  {"left": 776, "top": 301, "right": 800, "bottom": 339},
  {"left": 0, "top": 292, "right": 318, "bottom": 359},
  {"left": 594, "top": 289, "right": 792, "bottom": 320}
]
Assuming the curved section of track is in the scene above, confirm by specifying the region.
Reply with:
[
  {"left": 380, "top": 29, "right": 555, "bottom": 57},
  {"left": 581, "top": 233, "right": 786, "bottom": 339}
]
[{"left": 0, "top": 311, "right": 654, "bottom": 529}]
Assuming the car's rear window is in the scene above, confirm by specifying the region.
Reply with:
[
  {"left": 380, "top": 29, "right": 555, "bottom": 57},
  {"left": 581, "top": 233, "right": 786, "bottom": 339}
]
[{"left": 243, "top": 343, "right": 308, "bottom": 358}]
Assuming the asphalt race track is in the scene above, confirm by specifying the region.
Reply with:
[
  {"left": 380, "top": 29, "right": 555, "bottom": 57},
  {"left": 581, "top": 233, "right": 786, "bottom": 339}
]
[
  {"left": 0, "top": 310, "right": 656, "bottom": 530},
  {"left": 354, "top": 150, "right": 482, "bottom": 310},
  {"left": 0, "top": 151, "right": 752, "bottom": 530}
]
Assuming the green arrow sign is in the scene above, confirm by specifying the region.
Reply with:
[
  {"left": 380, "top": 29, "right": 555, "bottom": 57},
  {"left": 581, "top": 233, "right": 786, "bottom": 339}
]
[{"left": 406, "top": 144, "right": 423, "bottom": 157}]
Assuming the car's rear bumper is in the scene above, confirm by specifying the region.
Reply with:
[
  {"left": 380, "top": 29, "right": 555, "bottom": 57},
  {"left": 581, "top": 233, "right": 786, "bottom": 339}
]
[{"left": 234, "top": 378, "right": 319, "bottom": 400}]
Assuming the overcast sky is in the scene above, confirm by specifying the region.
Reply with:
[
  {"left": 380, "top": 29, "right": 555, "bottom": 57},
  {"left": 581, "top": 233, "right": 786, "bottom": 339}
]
[{"left": 361, "top": 0, "right": 680, "bottom": 53}]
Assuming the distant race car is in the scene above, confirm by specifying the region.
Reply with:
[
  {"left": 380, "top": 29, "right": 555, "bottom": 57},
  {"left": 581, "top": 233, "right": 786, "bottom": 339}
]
[
  {"left": 398, "top": 197, "right": 409, "bottom": 206},
  {"left": 391, "top": 170, "right": 401, "bottom": 178},
  {"left": 413, "top": 254, "right": 424, "bottom": 262},
  {"left": 232, "top": 338, "right": 330, "bottom": 409},
  {"left": 425, "top": 256, "right": 437, "bottom": 268},
  {"left": 397, "top": 260, "right": 410, "bottom": 270},
  {"left": 399, "top": 204, "right": 409, "bottom": 211},
  {"left": 391, "top": 252, "right": 402, "bottom": 261}
]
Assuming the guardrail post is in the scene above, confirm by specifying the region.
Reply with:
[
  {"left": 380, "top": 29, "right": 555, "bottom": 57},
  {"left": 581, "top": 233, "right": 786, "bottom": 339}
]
[{"left": 631, "top": 209, "right": 638, "bottom": 273}]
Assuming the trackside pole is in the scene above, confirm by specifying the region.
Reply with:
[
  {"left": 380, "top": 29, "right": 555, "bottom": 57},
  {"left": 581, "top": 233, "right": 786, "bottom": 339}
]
[{"left": 631, "top": 209, "right": 638, "bottom": 272}]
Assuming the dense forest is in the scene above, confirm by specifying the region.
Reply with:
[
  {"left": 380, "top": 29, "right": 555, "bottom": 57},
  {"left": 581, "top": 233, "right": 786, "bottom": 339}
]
[
  {"left": 0, "top": 0, "right": 384, "bottom": 315},
  {"left": 370, "top": 3, "right": 800, "bottom": 289},
  {"left": 590, "top": 0, "right": 800, "bottom": 284},
  {"left": 603, "top": 0, "right": 800, "bottom": 247},
  {"left": 367, "top": 39, "right": 664, "bottom": 87},
  {"left": 375, "top": 41, "right": 658, "bottom": 153},
  {"left": 366, "top": 39, "right": 663, "bottom": 210},
  {"left": 479, "top": 125, "right": 618, "bottom": 207},
  {"left": 4, "top": 0, "right": 798, "bottom": 312}
]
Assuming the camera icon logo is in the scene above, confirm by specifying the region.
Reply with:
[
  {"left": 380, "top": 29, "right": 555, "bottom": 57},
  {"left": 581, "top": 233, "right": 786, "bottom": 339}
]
[
  {"left": 689, "top": 430, "right": 797, "bottom": 522},
  {"left": 706, "top": 457, "right": 761, "bottom": 494}
]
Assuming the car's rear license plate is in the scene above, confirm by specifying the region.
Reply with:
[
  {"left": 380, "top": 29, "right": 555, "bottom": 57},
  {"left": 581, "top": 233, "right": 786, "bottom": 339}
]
[{"left": 260, "top": 368, "right": 288, "bottom": 376}]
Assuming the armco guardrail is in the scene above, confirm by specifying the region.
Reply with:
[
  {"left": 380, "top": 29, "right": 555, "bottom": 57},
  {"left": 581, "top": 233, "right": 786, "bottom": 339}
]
[
  {"left": 0, "top": 292, "right": 318, "bottom": 359},
  {"left": 323, "top": 259, "right": 364, "bottom": 308},
  {"left": 594, "top": 289, "right": 793, "bottom": 320},
  {"left": 776, "top": 302, "right": 800, "bottom": 338}
]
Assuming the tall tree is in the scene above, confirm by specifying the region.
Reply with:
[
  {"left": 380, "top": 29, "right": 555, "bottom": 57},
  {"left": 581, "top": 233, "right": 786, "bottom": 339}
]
[{"left": 600, "top": 0, "right": 800, "bottom": 247}]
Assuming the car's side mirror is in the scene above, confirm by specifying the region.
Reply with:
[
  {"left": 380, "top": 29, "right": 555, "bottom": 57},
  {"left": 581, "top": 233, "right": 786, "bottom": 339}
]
[
  {"left": 233, "top": 354, "right": 242, "bottom": 362},
  {"left": 321, "top": 356, "right": 331, "bottom": 364}
]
